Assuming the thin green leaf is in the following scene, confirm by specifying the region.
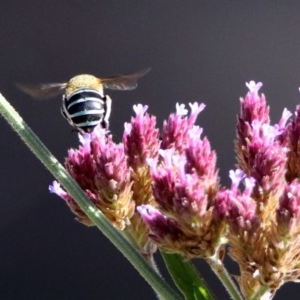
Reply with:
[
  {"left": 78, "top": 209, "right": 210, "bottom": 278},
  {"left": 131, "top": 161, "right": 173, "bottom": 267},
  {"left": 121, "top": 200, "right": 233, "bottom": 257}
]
[{"left": 161, "top": 251, "right": 215, "bottom": 300}]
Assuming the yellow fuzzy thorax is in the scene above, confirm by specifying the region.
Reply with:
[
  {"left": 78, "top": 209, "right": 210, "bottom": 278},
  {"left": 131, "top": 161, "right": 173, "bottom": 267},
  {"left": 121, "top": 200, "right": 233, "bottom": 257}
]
[{"left": 65, "top": 74, "right": 103, "bottom": 96}]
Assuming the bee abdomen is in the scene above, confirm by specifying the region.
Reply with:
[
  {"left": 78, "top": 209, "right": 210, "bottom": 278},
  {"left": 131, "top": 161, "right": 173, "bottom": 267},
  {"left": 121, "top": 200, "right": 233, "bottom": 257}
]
[{"left": 62, "top": 89, "right": 106, "bottom": 133}]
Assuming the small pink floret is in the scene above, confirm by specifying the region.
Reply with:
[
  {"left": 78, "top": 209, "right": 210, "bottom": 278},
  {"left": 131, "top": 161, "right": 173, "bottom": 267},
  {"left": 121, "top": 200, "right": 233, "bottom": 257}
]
[
  {"left": 133, "top": 104, "right": 148, "bottom": 116},
  {"left": 246, "top": 81, "right": 263, "bottom": 94},
  {"left": 176, "top": 103, "right": 188, "bottom": 116}
]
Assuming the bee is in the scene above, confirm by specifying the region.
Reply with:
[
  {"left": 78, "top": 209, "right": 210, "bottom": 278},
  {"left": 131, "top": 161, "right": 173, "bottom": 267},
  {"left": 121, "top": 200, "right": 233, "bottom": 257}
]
[{"left": 16, "top": 68, "right": 150, "bottom": 133}]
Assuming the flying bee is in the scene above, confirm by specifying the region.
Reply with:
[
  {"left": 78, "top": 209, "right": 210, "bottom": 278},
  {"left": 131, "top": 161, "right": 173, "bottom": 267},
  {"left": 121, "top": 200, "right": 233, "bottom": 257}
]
[{"left": 16, "top": 68, "right": 151, "bottom": 133}]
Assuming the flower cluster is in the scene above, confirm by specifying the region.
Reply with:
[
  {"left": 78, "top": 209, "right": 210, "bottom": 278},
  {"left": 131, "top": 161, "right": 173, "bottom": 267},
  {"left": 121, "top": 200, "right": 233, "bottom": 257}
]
[
  {"left": 235, "top": 81, "right": 290, "bottom": 202},
  {"left": 50, "top": 105, "right": 160, "bottom": 256},
  {"left": 139, "top": 103, "right": 225, "bottom": 259},
  {"left": 50, "top": 81, "right": 300, "bottom": 299},
  {"left": 223, "top": 81, "right": 300, "bottom": 298},
  {"left": 50, "top": 128, "right": 135, "bottom": 229}
]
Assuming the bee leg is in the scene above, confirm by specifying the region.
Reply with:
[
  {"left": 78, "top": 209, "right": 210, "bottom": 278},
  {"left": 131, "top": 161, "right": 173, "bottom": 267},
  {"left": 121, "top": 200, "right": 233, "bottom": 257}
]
[
  {"left": 71, "top": 128, "right": 80, "bottom": 134},
  {"left": 60, "top": 106, "right": 68, "bottom": 120},
  {"left": 61, "top": 106, "right": 76, "bottom": 130},
  {"left": 102, "top": 95, "right": 112, "bottom": 130}
]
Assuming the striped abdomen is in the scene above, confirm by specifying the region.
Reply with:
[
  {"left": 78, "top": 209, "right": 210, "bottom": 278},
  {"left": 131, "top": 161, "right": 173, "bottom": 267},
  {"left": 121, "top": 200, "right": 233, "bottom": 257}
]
[{"left": 61, "top": 89, "right": 107, "bottom": 133}]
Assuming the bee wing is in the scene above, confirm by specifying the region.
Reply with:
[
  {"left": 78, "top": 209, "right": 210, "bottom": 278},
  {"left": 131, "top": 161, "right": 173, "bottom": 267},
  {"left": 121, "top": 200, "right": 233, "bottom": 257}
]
[
  {"left": 15, "top": 82, "right": 67, "bottom": 99},
  {"left": 100, "top": 67, "right": 151, "bottom": 91}
]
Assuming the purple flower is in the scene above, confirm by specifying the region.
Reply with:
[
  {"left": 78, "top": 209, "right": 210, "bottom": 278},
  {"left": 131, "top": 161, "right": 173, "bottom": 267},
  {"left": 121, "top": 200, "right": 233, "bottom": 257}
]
[
  {"left": 278, "top": 108, "right": 292, "bottom": 131},
  {"left": 121, "top": 104, "right": 160, "bottom": 255},
  {"left": 277, "top": 180, "right": 300, "bottom": 235},
  {"left": 137, "top": 205, "right": 183, "bottom": 245},
  {"left": 148, "top": 149, "right": 178, "bottom": 213},
  {"left": 285, "top": 105, "right": 300, "bottom": 181},
  {"left": 49, "top": 180, "right": 97, "bottom": 226},
  {"left": 185, "top": 132, "right": 219, "bottom": 187},
  {"left": 229, "top": 82, "right": 300, "bottom": 297},
  {"left": 49, "top": 180, "right": 66, "bottom": 197},
  {"left": 123, "top": 104, "right": 160, "bottom": 169},
  {"left": 214, "top": 170, "right": 258, "bottom": 236},
  {"left": 161, "top": 102, "right": 205, "bottom": 153},
  {"left": 137, "top": 200, "right": 224, "bottom": 258},
  {"left": 54, "top": 127, "right": 135, "bottom": 229},
  {"left": 150, "top": 143, "right": 217, "bottom": 222},
  {"left": 228, "top": 169, "right": 245, "bottom": 191},
  {"left": 236, "top": 82, "right": 288, "bottom": 198},
  {"left": 139, "top": 103, "right": 223, "bottom": 258},
  {"left": 239, "top": 81, "right": 269, "bottom": 125}
]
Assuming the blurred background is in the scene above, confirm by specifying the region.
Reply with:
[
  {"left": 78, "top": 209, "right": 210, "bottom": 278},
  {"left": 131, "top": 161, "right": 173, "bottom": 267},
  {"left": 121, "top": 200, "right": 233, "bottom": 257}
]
[{"left": 1, "top": 1, "right": 300, "bottom": 299}]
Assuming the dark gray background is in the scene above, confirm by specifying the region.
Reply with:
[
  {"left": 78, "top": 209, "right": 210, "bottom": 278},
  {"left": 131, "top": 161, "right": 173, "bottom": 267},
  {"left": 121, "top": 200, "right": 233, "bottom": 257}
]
[{"left": 0, "top": 1, "right": 300, "bottom": 299}]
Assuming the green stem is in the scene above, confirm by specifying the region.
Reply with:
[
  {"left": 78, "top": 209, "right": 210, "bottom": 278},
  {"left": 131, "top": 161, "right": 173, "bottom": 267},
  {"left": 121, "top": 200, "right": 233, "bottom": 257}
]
[
  {"left": 0, "top": 93, "right": 182, "bottom": 300},
  {"left": 207, "top": 256, "right": 244, "bottom": 300},
  {"left": 123, "top": 223, "right": 162, "bottom": 275},
  {"left": 249, "top": 285, "right": 270, "bottom": 300}
]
